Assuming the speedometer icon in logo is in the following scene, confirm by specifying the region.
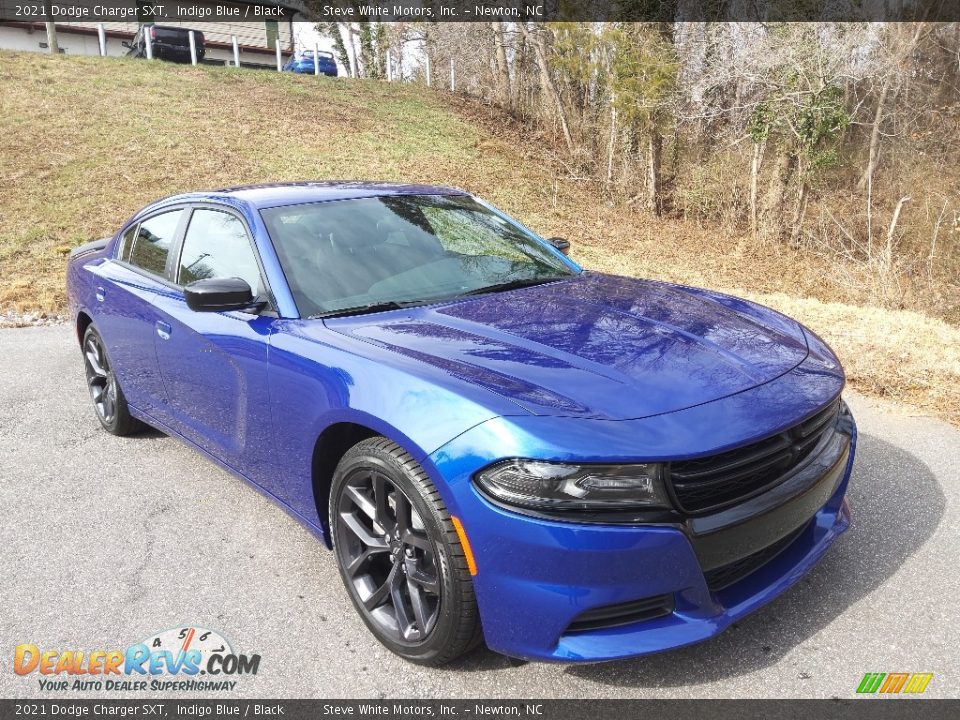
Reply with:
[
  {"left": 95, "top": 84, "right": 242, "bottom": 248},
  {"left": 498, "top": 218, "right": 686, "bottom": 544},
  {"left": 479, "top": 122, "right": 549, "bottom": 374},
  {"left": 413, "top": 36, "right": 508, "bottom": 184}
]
[{"left": 141, "top": 626, "right": 233, "bottom": 670}]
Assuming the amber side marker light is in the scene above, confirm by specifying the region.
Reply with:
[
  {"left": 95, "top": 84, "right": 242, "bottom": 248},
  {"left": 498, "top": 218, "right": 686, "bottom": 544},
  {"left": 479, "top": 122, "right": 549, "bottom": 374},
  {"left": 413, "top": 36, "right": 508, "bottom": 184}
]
[{"left": 450, "top": 516, "right": 478, "bottom": 576}]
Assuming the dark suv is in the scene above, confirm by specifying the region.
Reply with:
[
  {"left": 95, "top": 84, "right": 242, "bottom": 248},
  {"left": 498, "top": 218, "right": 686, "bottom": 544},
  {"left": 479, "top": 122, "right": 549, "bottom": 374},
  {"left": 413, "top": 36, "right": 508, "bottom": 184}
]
[{"left": 124, "top": 25, "right": 205, "bottom": 63}]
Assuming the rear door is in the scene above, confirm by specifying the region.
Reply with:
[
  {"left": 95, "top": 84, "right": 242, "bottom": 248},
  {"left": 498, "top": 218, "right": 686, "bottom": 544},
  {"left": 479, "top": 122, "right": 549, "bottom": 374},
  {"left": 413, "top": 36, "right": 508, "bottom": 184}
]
[
  {"left": 91, "top": 208, "right": 187, "bottom": 414},
  {"left": 151, "top": 205, "right": 276, "bottom": 478}
]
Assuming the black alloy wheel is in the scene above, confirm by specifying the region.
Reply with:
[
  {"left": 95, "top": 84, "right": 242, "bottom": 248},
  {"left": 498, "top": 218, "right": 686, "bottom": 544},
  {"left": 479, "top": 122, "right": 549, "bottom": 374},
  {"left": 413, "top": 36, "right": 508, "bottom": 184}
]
[
  {"left": 330, "top": 437, "right": 481, "bottom": 665},
  {"left": 81, "top": 326, "right": 142, "bottom": 436}
]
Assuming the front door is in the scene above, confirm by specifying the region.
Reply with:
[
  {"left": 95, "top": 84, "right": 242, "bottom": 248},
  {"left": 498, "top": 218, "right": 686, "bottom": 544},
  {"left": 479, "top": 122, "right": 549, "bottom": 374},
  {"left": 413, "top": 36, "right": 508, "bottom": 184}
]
[{"left": 152, "top": 207, "right": 275, "bottom": 478}]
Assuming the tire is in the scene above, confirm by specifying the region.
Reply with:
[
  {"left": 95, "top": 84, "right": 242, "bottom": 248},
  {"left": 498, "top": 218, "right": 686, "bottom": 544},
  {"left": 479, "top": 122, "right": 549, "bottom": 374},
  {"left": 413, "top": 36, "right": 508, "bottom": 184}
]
[
  {"left": 329, "top": 436, "right": 482, "bottom": 665},
  {"left": 81, "top": 326, "right": 144, "bottom": 436}
]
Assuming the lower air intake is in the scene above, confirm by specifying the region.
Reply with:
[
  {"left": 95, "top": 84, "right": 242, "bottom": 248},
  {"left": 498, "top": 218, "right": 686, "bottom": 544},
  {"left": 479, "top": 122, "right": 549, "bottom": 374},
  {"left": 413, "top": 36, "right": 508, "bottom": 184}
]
[
  {"left": 566, "top": 594, "right": 675, "bottom": 633},
  {"left": 704, "top": 521, "right": 810, "bottom": 592}
]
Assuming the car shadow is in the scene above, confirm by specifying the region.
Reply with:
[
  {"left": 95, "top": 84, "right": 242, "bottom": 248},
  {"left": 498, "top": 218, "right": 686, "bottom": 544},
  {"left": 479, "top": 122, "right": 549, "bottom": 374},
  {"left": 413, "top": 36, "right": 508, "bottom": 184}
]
[
  {"left": 134, "top": 426, "right": 167, "bottom": 440},
  {"left": 125, "top": 424, "right": 944, "bottom": 680},
  {"left": 556, "top": 432, "right": 945, "bottom": 686}
]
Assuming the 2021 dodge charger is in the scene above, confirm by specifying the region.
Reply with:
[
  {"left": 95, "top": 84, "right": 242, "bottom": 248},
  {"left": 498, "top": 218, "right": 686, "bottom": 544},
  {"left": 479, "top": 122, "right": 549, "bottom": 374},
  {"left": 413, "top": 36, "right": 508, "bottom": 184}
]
[{"left": 66, "top": 182, "right": 856, "bottom": 665}]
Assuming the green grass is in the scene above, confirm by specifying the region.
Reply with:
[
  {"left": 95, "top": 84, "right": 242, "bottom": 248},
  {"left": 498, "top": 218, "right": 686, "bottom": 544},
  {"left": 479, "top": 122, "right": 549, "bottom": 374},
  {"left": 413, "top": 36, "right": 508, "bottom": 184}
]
[{"left": 1, "top": 49, "right": 958, "bottom": 425}]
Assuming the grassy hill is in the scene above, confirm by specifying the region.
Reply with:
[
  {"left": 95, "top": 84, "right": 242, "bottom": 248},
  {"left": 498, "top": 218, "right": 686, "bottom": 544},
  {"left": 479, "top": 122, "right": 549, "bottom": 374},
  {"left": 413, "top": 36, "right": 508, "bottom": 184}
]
[{"left": 1, "top": 50, "right": 957, "bottom": 423}]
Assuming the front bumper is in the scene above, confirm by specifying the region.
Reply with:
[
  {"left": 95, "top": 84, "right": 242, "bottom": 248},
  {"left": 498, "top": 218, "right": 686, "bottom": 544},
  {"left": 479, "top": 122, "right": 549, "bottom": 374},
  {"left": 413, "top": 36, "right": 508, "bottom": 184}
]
[{"left": 428, "top": 406, "right": 856, "bottom": 662}]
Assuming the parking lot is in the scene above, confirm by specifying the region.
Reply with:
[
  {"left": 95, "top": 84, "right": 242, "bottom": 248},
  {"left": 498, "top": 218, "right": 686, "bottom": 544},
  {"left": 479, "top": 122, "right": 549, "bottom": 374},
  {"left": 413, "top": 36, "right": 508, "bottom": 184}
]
[{"left": 1, "top": 325, "right": 958, "bottom": 698}]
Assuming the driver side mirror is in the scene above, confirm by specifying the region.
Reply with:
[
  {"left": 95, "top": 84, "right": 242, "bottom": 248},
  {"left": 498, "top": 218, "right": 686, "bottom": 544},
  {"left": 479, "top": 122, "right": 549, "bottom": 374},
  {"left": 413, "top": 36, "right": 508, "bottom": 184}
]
[
  {"left": 185, "top": 277, "right": 262, "bottom": 313},
  {"left": 547, "top": 237, "right": 571, "bottom": 256}
]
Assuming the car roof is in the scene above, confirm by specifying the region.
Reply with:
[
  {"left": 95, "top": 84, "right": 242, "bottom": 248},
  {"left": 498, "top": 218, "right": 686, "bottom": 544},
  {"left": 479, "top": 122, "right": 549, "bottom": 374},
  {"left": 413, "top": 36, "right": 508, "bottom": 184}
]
[{"left": 144, "top": 181, "right": 469, "bottom": 213}]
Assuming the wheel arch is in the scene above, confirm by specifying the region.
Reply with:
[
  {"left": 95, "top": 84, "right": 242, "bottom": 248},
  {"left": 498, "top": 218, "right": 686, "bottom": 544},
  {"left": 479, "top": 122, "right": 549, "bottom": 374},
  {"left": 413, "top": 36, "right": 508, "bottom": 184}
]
[
  {"left": 310, "top": 421, "right": 379, "bottom": 548},
  {"left": 309, "top": 413, "right": 451, "bottom": 548},
  {"left": 76, "top": 311, "right": 93, "bottom": 346}
]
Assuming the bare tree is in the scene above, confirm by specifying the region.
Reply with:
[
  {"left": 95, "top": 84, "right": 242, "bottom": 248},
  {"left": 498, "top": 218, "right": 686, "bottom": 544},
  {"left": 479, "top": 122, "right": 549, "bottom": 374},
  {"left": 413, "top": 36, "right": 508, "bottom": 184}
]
[
  {"left": 491, "top": 21, "right": 512, "bottom": 109},
  {"left": 518, "top": 23, "right": 575, "bottom": 154}
]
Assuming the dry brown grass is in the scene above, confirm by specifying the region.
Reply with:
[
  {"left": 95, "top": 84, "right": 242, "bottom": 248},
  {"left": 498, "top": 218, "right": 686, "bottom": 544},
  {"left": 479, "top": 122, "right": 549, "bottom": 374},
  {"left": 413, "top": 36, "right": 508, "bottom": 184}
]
[
  {"left": 567, "top": 218, "right": 960, "bottom": 425},
  {"left": 1, "top": 50, "right": 958, "bottom": 424},
  {"left": 0, "top": 51, "right": 539, "bottom": 311},
  {"left": 742, "top": 293, "right": 960, "bottom": 426}
]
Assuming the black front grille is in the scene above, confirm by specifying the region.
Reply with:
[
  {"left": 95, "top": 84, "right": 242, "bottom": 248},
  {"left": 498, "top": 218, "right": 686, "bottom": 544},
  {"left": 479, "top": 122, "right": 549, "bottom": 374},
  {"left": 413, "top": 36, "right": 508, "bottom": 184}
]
[
  {"left": 668, "top": 400, "right": 840, "bottom": 514},
  {"left": 704, "top": 521, "right": 810, "bottom": 592},
  {"left": 565, "top": 594, "right": 675, "bottom": 634}
]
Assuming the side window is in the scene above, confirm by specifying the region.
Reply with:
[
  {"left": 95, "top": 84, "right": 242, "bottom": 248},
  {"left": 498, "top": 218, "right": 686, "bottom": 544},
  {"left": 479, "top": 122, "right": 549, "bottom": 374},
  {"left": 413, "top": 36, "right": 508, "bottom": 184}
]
[
  {"left": 177, "top": 209, "right": 263, "bottom": 297},
  {"left": 116, "top": 225, "right": 137, "bottom": 262},
  {"left": 128, "top": 209, "right": 183, "bottom": 277}
]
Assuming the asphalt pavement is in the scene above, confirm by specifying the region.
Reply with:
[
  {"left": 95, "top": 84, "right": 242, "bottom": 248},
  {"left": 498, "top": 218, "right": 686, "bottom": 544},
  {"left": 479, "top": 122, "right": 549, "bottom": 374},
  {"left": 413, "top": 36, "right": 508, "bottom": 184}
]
[{"left": 1, "top": 325, "right": 958, "bottom": 699}]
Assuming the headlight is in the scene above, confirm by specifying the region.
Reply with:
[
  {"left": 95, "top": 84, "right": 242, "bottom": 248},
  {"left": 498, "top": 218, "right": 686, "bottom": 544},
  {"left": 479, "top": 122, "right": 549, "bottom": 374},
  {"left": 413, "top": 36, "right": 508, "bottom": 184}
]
[{"left": 474, "top": 460, "right": 670, "bottom": 511}]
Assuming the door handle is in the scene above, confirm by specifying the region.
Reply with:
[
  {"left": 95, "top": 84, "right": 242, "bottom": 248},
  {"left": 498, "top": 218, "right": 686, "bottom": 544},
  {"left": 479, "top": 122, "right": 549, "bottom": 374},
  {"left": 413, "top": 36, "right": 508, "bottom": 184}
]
[
  {"left": 155, "top": 321, "right": 171, "bottom": 340},
  {"left": 95, "top": 286, "right": 106, "bottom": 302}
]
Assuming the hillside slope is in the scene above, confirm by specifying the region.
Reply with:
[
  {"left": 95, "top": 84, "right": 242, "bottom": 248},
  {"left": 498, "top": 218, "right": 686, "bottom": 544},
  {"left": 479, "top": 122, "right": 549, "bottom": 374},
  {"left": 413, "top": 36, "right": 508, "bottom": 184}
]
[{"left": 1, "top": 51, "right": 957, "bottom": 423}]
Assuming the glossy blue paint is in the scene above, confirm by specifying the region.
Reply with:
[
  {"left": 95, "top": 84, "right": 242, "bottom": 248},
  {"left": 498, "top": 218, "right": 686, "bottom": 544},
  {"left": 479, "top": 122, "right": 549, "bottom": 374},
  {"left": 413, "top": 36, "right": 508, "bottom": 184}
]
[
  {"left": 427, "top": 350, "right": 853, "bottom": 660},
  {"left": 330, "top": 273, "right": 812, "bottom": 420},
  {"left": 67, "top": 182, "right": 855, "bottom": 663},
  {"left": 283, "top": 51, "right": 338, "bottom": 76}
]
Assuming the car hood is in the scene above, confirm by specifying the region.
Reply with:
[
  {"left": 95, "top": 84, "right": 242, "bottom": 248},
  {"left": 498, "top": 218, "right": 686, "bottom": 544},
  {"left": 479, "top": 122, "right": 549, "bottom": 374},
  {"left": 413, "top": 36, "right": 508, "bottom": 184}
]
[{"left": 326, "top": 273, "right": 809, "bottom": 420}]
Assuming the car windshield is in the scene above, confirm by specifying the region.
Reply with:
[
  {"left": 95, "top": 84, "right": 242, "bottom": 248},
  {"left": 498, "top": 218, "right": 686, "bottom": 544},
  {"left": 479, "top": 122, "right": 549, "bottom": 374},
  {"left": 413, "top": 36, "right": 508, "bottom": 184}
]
[{"left": 260, "top": 194, "right": 576, "bottom": 318}]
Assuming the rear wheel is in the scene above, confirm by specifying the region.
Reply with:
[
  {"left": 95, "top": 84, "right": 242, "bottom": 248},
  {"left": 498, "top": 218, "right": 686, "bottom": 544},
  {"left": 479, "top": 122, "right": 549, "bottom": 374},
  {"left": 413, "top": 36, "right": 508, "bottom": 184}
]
[
  {"left": 330, "top": 437, "right": 482, "bottom": 665},
  {"left": 82, "top": 326, "right": 143, "bottom": 436}
]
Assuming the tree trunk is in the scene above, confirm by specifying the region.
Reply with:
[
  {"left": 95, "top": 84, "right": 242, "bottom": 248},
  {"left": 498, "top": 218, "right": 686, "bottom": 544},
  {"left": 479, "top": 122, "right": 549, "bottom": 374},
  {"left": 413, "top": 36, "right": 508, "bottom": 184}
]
[
  {"left": 882, "top": 196, "right": 911, "bottom": 277},
  {"left": 346, "top": 23, "right": 361, "bottom": 78},
  {"left": 647, "top": 130, "right": 663, "bottom": 216},
  {"left": 760, "top": 148, "right": 796, "bottom": 240},
  {"left": 358, "top": 24, "right": 373, "bottom": 78},
  {"left": 789, "top": 178, "right": 807, "bottom": 247},
  {"left": 329, "top": 23, "right": 351, "bottom": 76},
  {"left": 749, "top": 138, "right": 766, "bottom": 234},
  {"left": 857, "top": 74, "right": 891, "bottom": 191},
  {"left": 606, "top": 95, "right": 617, "bottom": 184},
  {"left": 491, "top": 21, "right": 512, "bottom": 110},
  {"left": 518, "top": 23, "right": 574, "bottom": 154}
]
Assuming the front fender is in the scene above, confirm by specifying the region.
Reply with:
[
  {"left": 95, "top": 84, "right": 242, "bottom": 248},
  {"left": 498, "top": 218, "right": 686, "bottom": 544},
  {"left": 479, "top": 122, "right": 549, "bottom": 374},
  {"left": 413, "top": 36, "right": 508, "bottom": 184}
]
[{"left": 265, "top": 320, "right": 518, "bottom": 534}]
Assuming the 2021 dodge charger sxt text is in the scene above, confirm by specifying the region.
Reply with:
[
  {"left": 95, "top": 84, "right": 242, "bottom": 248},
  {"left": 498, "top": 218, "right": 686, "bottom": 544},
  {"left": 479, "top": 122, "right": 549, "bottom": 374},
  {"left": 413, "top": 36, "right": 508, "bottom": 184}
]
[{"left": 66, "top": 182, "right": 856, "bottom": 665}]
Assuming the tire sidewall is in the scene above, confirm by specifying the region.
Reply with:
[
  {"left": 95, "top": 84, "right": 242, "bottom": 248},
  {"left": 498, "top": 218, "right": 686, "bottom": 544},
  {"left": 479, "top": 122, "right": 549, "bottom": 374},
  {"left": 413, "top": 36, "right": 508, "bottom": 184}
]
[
  {"left": 329, "top": 443, "right": 464, "bottom": 664},
  {"left": 82, "top": 326, "right": 120, "bottom": 434}
]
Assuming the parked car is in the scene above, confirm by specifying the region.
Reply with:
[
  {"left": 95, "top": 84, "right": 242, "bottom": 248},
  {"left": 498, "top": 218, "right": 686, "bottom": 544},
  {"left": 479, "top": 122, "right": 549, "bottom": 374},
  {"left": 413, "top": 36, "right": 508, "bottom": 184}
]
[
  {"left": 124, "top": 25, "right": 205, "bottom": 63},
  {"left": 283, "top": 50, "right": 337, "bottom": 76},
  {"left": 66, "top": 183, "right": 856, "bottom": 666}
]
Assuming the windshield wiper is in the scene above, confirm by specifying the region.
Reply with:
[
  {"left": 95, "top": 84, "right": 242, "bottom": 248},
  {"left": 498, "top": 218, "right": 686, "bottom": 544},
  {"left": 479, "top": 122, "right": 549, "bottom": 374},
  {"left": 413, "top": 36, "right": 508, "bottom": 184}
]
[
  {"left": 458, "top": 276, "right": 568, "bottom": 297},
  {"left": 311, "top": 277, "right": 569, "bottom": 318},
  {"left": 310, "top": 299, "right": 427, "bottom": 320}
]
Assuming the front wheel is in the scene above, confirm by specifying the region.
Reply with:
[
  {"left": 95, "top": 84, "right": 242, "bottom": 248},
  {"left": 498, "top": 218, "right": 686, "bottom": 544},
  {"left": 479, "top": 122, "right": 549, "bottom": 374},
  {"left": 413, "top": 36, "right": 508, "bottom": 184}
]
[{"left": 330, "top": 437, "right": 482, "bottom": 665}]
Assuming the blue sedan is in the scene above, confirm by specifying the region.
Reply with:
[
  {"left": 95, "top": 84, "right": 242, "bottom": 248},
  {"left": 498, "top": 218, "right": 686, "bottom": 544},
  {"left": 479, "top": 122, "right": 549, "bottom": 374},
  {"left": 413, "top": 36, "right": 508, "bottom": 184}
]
[
  {"left": 283, "top": 50, "right": 337, "bottom": 76},
  {"left": 66, "top": 183, "right": 855, "bottom": 665}
]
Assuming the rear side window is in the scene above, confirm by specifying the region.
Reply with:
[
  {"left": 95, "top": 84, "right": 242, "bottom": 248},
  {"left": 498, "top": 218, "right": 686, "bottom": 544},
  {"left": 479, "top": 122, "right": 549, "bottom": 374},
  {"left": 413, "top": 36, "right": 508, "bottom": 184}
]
[
  {"left": 129, "top": 210, "right": 183, "bottom": 278},
  {"left": 116, "top": 225, "right": 137, "bottom": 262},
  {"left": 177, "top": 209, "right": 262, "bottom": 296}
]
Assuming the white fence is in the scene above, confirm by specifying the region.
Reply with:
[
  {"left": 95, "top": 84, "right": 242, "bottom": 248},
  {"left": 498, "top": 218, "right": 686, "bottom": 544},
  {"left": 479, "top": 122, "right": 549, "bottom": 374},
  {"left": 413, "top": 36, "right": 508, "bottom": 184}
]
[{"left": 82, "top": 23, "right": 459, "bottom": 91}]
